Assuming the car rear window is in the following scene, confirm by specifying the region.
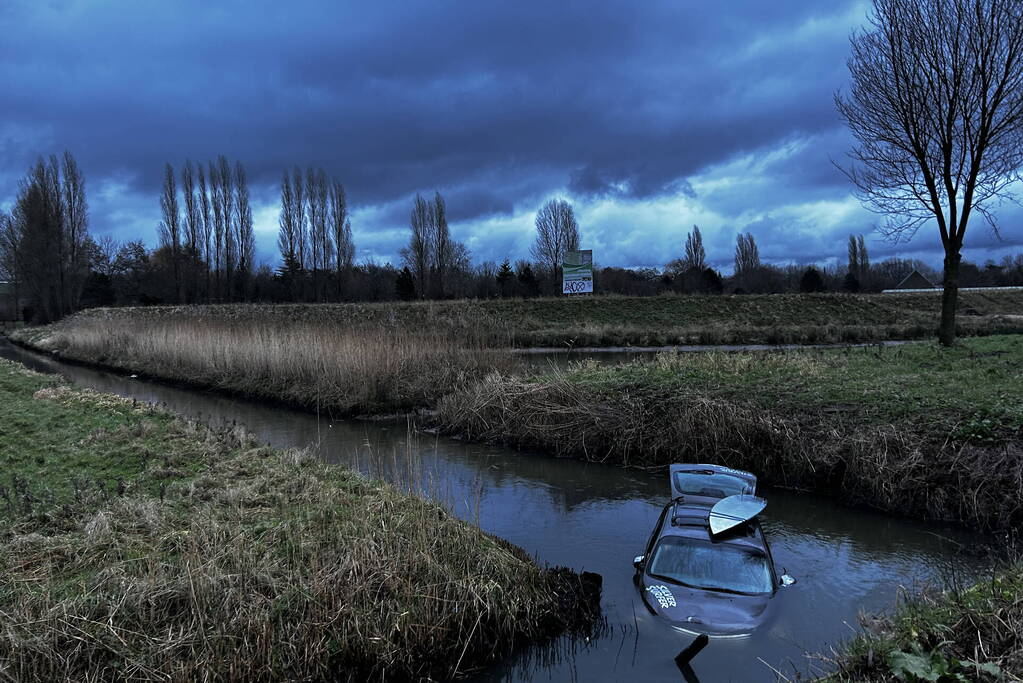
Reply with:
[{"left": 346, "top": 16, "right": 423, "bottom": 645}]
[{"left": 673, "top": 471, "right": 750, "bottom": 499}]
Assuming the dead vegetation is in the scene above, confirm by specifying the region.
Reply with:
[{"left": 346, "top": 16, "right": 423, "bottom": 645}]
[
  {"left": 436, "top": 365, "right": 1023, "bottom": 530},
  {"left": 19, "top": 313, "right": 515, "bottom": 415}
]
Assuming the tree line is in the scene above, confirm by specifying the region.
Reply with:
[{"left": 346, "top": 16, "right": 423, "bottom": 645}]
[
  {"left": 3, "top": 155, "right": 1023, "bottom": 324},
  {"left": 156, "top": 156, "right": 255, "bottom": 303}
]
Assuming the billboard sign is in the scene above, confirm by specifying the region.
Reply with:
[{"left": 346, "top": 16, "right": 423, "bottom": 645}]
[{"left": 562, "top": 249, "right": 593, "bottom": 294}]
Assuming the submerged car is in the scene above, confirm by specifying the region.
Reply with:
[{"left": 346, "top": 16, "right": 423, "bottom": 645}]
[{"left": 633, "top": 464, "right": 794, "bottom": 638}]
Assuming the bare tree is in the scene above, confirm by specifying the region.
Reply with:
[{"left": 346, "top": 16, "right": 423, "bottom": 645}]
[
  {"left": 306, "top": 167, "right": 330, "bottom": 301},
  {"left": 11, "top": 160, "right": 65, "bottom": 321},
  {"left": 217, "top": 156, "right": 235, "bottom": 300},
  {"left": 292, "top": 167, "right": 307, "bottom": 272},
  {"left": 158, "top": 162, "right": 182, "bottom": 303},
  {"left": 683, "top": 225, "right": 707, "bottom": 271},
  {"left": 733, "top": 232, "right": 761, "bottom": 291},
  {"left": 329, "top": 179, "right": 354, "bottom": 300},
  {"left": 277, "top": 172, "right": 300, "bottom": 276},
  {"left": 208, "top": 160, "right": 224, "bottom": 300},
  {"left": 197, "top": 164, "right": 212, "bottom": 301},
  {"left": 432, "top": 192, "right": 450, "bottom": 298},
  {"left": 60, "top": 151, "right": 89, "bottom": 311},
  {"left": 234, "top": 161, "right": 254, "bottom": 299},
  {"left": 401, "top": 194, "right": 434, "bottom": 298},
  {"left": 0, "top": 210, "right": 18, "bottom": 319},
  {"left": 836, "top": 0, "right": 1023, "bottom": 345},
  {"left": 531, "top": 198, "right": 580, "bottom": 281},
  {"left": 181, "top": 161, "right": 200, "bottom": 301}
]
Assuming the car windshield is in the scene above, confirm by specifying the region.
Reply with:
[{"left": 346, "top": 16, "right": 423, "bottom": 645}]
[
  {"left": 648, "top": 536, "right": 773, "bottom": 595},
  {"left": 673, "top": 471, "right": 750, "bottom": 499}
]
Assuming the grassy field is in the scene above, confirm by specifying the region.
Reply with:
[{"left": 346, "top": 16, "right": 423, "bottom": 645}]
[
  {"left": 19, "top": 289, "right": 1023, "bottom": 348},
  {"left": 438, "top": 336, "right": 1023, "bottom": 530},
  {"left": 0, "top": 359, "right": 598, "bottom": 681}
]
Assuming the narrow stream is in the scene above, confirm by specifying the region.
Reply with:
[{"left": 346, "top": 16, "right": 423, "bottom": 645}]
[{"left": 0, "top": 339, "right": 984, "bottom": 682}]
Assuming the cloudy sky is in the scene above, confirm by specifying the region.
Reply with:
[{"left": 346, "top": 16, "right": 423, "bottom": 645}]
[{"left": 1, "top": 0, "right": 1020, "bottom": 273}]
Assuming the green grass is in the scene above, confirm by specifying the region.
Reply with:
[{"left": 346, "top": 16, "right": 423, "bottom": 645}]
[
  {"left": 437, "top": 335, "right": 1023, "bottom": 529},
  {"left": 551, "top": 336, "right": 1023, "bottom": 441},
  {"left": 0, "top": 359, "right": 598, "bottom": 681},
  {"left": 824, "top": 563, "right": 1023, "bottom": 681}
]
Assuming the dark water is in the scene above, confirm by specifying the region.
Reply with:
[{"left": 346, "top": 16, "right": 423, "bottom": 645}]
[{"left": 0, "top": 339, "right": 982, "bottom": 683}]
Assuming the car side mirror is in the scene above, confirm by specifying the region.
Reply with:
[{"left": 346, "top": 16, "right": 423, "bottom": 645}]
[
  {"left": 779, "top": 574, "right": 796, "bottom": 587},
  {"left": 633, "top": 555, "right": 645, "bottom": 569}
]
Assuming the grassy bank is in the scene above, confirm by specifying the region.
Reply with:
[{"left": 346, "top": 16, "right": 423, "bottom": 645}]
[
  {"left": 16, "top": 289, "right": 1023, "bottom": 350},
  {"left": 0, "top": 359, "right": 598, "bottom": 681},
  {"left": 437, "top": 336, "right": 1023, "bottom": 530},
  {"left": 12, "top": 313, "right": 516, "bottom": 416},
  {"left": 823, "top": 563, "right": 1021, "bottom": 681}
]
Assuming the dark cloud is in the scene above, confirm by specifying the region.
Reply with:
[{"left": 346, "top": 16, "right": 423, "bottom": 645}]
[{"left": 0, "top": 0, "right": 1018, "bottom": 270}]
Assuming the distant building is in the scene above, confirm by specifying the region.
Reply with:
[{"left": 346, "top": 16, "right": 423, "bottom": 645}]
[
  {"left": 882, "top": 270, "right": 1023, "bottom": 294},
  {"left": 893, "top": 270, "right": 937, "bottom": 290}
]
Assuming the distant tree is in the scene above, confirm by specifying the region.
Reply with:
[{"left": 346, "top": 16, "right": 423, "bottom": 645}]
[
  {"left": 0, "top": 210, "right": 19, "bottom": 319},
  {"left": 217, "top": 156, "right": 236, "bottom": 300},
  {"left": 800, "top": 267, "right": 826, "bottom": 293},
  {"left": 701, "top": 267, "right": 724, "bottom": 294},
  {"left": 291, "top": 167, "right": 307, "bottom": 272},
  {"left": 843, "top": 271, "right": 861, "bottom": 292},
  {"left": 516, "top": 261, "right": 541, "bottom": 298},
  {"left": 402, "top": 194, "right": 434, "bottom": 298},
  {"left": 208, "top": 160, "right": 224, "bottom": 300},
  {"left": 234, "top": 162, "right": 254, "bottom": 299},
  {"left": 432, "top": 192, "right": 451, "bottom": 298},
  {"left": 306, "top": 166, "right": 330, "bottom": 301},
  {"left": 531, "top": 199, "right": 579, "bottom": 283},
  {"left": 496, "top": 259, "right": 514, "bottom": 297},
  {"left": 683, "top": 225, "right": 707, "bottom": 271},
  {"left": 329, "top": 179, "right": 354, "bottom": 301},
  {"left": 158, "top": 163, "right": 182, "bottom": 303},
  {"left": 733, "top": 232, "right": 762, "bottom": 291},
  {"left": 196, "top": 165, "right": 212, "bottom": 301},
  {"left": 395, "top": 266, "right": 416, "bottom": 300},
  {"left": 60, "top": 151, "right": 89, "bottom": 311},
  {"left": 836, "top": 0, "right": 1023, "bottom": 345},
  {"left": 181, "top": 161, "right": 201, "bottom": 301}
]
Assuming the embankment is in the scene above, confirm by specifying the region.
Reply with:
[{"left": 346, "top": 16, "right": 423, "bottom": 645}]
[
  {"left": 13, "top": 288, "right": 1023, "bottom": 350},
  {"left": 437, "top": 336, "right": 1023, "bottom": 531},
  {"left": 823, "top": 563, "right": 1021, "bottom": 681},
  {"left": 0, "top": 358, "right": 599, "bottom": 681},
  {"left": 11, "top": 311, "right": 516, "bottom": 415}
]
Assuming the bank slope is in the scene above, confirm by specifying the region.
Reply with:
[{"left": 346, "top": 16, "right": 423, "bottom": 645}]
[
  {"left": 438, "top": 336, "right": 1023, "bottom": 530},
  {"left": 0, "top": 359, "right": 597, "bottom": 682}
]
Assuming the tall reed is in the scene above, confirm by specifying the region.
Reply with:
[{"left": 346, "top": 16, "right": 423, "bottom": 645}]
[{"left": 36, "top": 315, "right": 515, "bottom": 414}]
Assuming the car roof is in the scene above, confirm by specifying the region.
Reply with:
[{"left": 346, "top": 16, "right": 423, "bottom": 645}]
[{"left": 657, "top": 500, "right": 768, "bottom": 554}]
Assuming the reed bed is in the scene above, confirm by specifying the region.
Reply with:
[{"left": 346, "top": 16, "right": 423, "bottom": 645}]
[
  {"left": 23, "top": 314, "right": 516, "bottom": 415},
  {"left": 0, "top": 360, "right": 599, "bottom": 681}
]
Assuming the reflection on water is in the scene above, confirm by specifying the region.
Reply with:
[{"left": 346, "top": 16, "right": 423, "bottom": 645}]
[{"left": 0, "top": 339, "right": 983, "bottom": 682}]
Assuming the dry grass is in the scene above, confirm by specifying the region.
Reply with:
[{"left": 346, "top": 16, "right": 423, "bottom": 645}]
[
  {"left": 0, "top": 360, "right": 600, "bottom": 681},
  {"left": 21, "top": 313, "right": 516, "bottom": 415},
  {"left": 436, "top": 351, "right": 1023, "bottom": 530}
]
